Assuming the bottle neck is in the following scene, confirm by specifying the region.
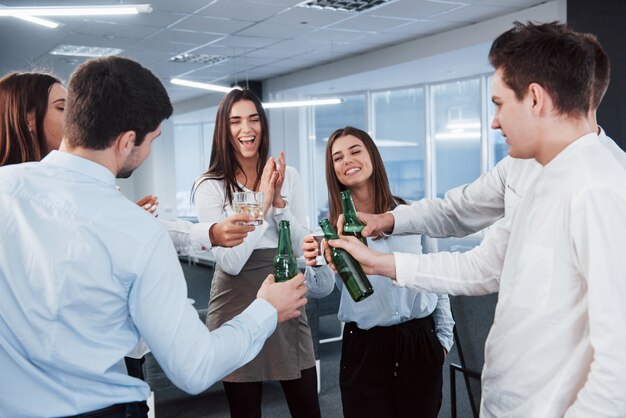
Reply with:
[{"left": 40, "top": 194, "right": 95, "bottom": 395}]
[
  {"left": 320, "top": 220, "right": 340, "bottom": 240},
  {"left": 341, "top": 191, "right": 359, "bottom": 222},
  {"left": 277, "top": 226, "right": 293, "bottom": 255}
]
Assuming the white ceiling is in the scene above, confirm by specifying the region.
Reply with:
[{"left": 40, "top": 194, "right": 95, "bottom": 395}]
[{"left": 0, "top": 0, "right": 547, "bottom": 103}]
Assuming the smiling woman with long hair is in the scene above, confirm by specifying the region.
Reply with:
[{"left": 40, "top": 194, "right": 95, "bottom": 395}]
[
  {"left": 303, "top": 126, "right": 454, "bottom": 418},
  {"left": 193, "top": 89, "right": 320, "bottom": 418},
  {"left": 0, "top": 71, "right": 65, "bottom": 166}
]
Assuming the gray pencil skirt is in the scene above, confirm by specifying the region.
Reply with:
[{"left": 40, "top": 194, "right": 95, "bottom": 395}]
[{"left": 206, "top": 248, "right": 315, "bottom": 382}]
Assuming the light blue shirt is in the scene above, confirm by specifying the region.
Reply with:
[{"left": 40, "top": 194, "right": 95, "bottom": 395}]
[
  {"left": 305, "top": 233, "right": 454, "bottom": 351},
  {"left": 0, "top": 151, "right": 277, "bottom": 418}
]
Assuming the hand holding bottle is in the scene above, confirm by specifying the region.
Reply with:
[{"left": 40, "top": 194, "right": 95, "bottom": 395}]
[
  {"left": 337, "top": 211, "right": 395, "bottom": 238},
  {"left": 326, "top": 235, "right": 396, "bottom": 279},
  {"left": 257, "top": 273, "right": 308, "bottom": 323}
]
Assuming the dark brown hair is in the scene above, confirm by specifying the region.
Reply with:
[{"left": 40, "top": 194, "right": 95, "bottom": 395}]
[
  {"left": 489, "top": 21, "right": 594, "bottom": 118},
  {"left": 65, "top": 56, "right": 172, "bottom": 150},
  {"left": 580, "top": 32, "right": 610, "bottom": 110},
  {"left": 325, "top": 126, "right": 406, "bottom": 227},
  {"left": 194, "top": 89, "right": 270, "bottom": 205},
  {"left": 0, "top": 71, "right": 61, "bottom": 166}
]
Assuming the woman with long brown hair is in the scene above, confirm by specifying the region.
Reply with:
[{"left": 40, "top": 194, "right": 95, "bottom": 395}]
[
  {"left": 303, "top": 126, "right": 454, "bottom": 418},
  {"left": 193, "top": 89, "right": 320, "bottom": 418},
  {"left": 0, "top": 71, "right": 65, "bottom": 166}
]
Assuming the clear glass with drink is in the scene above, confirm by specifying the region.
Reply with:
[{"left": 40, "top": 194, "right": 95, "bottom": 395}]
[
  {"left": 233, "top": 191, "right": 264, "bottom": 225},
  {"left": 311, "top": 231, "right": 327, "bottom": 266}
]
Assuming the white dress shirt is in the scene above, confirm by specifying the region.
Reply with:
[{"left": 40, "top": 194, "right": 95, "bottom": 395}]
[
  {"left": 395, "top": 133, "right": 626, "bottom": 417},
  {"left": 194, "top": 166, "right": 310, "bottom": 275},
  {"left": 0, "top": 151, "right": 277, "bottom": 418}
]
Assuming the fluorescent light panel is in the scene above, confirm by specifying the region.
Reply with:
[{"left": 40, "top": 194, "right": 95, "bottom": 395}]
[
  {"left": 49, "top": 44, "right": 123, "bottom": 58},
  {"left": 15, "top": 14, "right": 59, "bottom": 28},
  {"left": 263, "top": 98, "right": 342, "bottom": 109},
  {"left": 171, "top": 78, "right": 343, "bottom": 109},
  {"left": 0, "top": 4, "right": 152, "bottom": 17},
  {"left": 171, "top": 78, "right": 238, "bottom": 94}
]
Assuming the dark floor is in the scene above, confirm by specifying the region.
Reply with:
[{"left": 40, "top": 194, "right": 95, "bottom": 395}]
[{"left": 148, "top": 261, "right": 478, "bottom": 418}]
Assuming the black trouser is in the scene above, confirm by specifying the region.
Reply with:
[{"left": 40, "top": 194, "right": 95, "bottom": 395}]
[
  {"left": 64, "top": 401, "right": 149, "bottom": 418},
  {"left": 340, "top": 316, "right": 445, "bottom": 418},
  {"left": 124, "top": 357, "right": 145, "bottom": 380},
  {"left": 222, "top": 365, "right": 321, "bottom": 418}
]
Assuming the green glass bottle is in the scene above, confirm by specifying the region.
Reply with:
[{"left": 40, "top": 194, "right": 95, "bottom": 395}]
[
  {"left": 340, "top": 190, "right": 367, "bottom": 246},
  {"left": 319, "top": 218, "right": 374, "bottom": 302},
  {"left": 273, "top": 220, "right": 298, "bottom": 282}
]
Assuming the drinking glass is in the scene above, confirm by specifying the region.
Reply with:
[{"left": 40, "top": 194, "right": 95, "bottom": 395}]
[{"left": 233, "top": 191, "right": 264, "bottom": 225}]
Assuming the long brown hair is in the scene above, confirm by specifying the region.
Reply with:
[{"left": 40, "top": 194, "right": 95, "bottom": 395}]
[
  {"left": 325, "top": 126, "right": 406, "bottom": 227},
  {"left": 194, "top": 89, "right": 270, "bottom": 205},
  {"left": 0, "top": 71, "right": 61, "bottom": 166}
]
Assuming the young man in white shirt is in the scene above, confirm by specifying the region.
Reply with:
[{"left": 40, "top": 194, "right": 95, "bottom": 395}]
[
  {"left": 328, "top": 22, "right": 626, "bottom": 417},
  {"left": 0, "top": 56, "right": 308, "bottom": 418}
]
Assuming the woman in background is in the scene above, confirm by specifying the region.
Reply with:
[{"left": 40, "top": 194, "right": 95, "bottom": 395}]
[
  {"left": 303, "top": 126, "right": 454, "bottom": 418},
  {"left": 0, "top": 71, "right": 65, "bottom": 166},
  {"left": 193, "top": 89, "right": 320, "bottom": 418}
]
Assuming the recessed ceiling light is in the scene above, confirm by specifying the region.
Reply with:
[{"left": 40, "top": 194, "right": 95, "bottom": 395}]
[
  {"left": 49, "top": 44, "right": 123, "bottom": 58},
  {"left": 297, "top": 0, "right": 395, "bottom": 13},
  {"left": 170, "top": 54, "right": 228, "bottom": 65}
]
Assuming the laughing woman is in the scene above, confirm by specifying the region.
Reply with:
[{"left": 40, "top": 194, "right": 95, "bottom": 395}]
[
  {"left": 303, "top": 126, "right": 454, "bottom": 418},
  {"left": 193, "top": 89, "right": 320, "bottom": 418}
]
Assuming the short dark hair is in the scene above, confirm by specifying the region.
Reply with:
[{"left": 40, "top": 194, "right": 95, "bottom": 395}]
[
  {"left": 64, "top": 56, "right": 173, "bottom": 150},
  {"left": 0, "top": 71, "right": 61, "bottom": 166},
  {"left": 580, "top": 32, "right": 610, "bottom": 110},
  {"left": 489, "top": 21, "right": 594, "bottom": 118}
]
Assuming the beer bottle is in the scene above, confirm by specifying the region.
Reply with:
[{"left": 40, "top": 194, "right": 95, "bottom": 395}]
[
  {"left": 273, "top": 220, "right": 298, "bottom": 282},
  {"left": 340, "top": 190, "right": 367, "bottom": 246},
  {"left": 319, "top": 218, "right": 374, "bottom": 302}
]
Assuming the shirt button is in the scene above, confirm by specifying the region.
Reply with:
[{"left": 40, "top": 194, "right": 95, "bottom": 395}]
[
  {"left": 201, "top": 246, "right": 206, "bottom": 251},
  {"left": 394, "top": 312, "right": 399, "bottom": 315}
]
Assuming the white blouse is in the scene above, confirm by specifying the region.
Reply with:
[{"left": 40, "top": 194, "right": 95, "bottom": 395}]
[{"left": 194, "top": 166, "right": 310, "bottom": 275}]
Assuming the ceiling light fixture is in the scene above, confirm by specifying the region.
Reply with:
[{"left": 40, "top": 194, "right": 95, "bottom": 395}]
[
  {"left": 0, "top": 4, "right": 152, "bottom": 17},
  {"left": 49, "top": 44, "right": 123, "bottom": 58},
  {"left": 263, "top": 98, "right": 342, "bottom": 109},
  {"left": 14, "top": 14, "right": 60, "bottom": 28},
  {"left": 171, "top": 78, "right": 343, "bottom": 109},
  {"left": 171, "top": 78, "right": 239, "bottom": 94}
]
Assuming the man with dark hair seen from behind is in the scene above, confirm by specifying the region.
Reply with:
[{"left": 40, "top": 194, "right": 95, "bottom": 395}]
[{"left": 0, "top": 56, "right": 308, "bottom": 418}]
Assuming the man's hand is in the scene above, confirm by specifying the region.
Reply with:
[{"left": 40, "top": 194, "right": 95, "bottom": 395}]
[
  {"left": 336, "top": 212, "right": 395, "bottom": 238},
  {"left": 327, "top": 236, "right": 396, "bottom": 279},
  {"left": 209, "top": 213, "right": 255, "bottom": 247},
  {"left": 257, "top": 273, "right": 308, "bottom": 323}
]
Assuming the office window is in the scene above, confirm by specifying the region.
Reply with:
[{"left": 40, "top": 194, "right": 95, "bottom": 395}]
[
  {"left": 173, "top": 122, "right": 213, "bottom": 217},
  {"left": 486, "top": 75, "right": 509, "bottom": 166},
  {"left": 432, "top": 78, "right": 482, "bottom": 198},
  {"left": 312, "top": 94, "right": 366, "bottom": 223},
  {"left": 372, "top": 87, "right": 425, "bottom": 201}
]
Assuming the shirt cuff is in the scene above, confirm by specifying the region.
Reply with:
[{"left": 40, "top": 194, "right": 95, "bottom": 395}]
[
  {"left": 391, "top": 206, "right": 415, "bottom": 234},
  {"left": 240, "top": 298, "right": 278, "bottom": 339},
  {"left": 190, "top": 222, "right": 213, "bottom": 253},
  {"left": 393, "top": 252, "right": 413, "bottom": 287}
]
